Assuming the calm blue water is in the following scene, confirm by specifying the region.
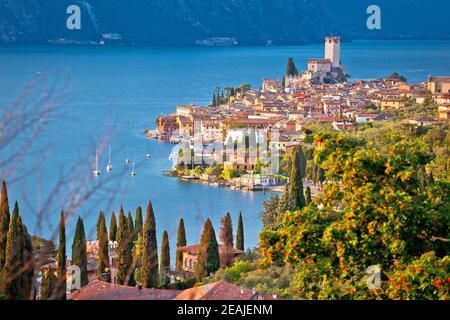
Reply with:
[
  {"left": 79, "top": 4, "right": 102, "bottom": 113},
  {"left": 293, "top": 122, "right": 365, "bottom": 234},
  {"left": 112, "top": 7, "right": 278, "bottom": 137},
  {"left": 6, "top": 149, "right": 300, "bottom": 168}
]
[{"left": 0, "top": 40, "right": 449, "bottom": 257}]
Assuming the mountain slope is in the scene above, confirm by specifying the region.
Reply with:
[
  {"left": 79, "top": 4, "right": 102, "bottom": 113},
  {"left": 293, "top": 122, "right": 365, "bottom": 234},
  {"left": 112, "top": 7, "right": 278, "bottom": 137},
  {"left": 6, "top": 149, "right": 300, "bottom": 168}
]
[{"left": 0, "top": 0, "right": 448, "bottom": 45}]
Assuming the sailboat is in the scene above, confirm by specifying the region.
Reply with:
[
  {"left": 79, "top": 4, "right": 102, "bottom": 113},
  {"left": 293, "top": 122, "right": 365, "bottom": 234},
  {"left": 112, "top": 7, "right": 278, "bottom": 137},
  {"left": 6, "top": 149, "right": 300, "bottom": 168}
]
[
  {"left": 93, "top": 150, "right": 101, "bottom": 176},
  {"left": 131, "top": 161, "right": 137, "bottom": 176},
  {"left": 106, "top": 146, "right": 113, "bottom": 172}
]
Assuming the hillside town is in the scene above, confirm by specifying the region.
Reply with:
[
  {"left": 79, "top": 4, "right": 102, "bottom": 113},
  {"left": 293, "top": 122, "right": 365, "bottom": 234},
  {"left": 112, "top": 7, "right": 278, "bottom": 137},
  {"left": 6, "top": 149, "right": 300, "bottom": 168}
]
[{"left": 150, "top": 36, "right": 450, "bottom": 191}]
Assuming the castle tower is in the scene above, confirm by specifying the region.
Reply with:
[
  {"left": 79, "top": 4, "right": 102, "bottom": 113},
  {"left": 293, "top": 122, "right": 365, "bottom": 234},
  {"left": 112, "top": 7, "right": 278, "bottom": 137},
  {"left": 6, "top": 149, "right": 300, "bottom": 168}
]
[{"left": 324, "top": 36, "right": 341, "bottom": 68}]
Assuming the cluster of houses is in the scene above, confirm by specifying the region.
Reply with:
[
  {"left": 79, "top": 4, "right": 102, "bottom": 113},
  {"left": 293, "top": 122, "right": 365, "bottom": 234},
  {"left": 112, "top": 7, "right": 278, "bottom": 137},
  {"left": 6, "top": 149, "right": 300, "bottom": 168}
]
[
  {"left": 153, "top": 71, "right": 449, "bottom": 187},
  {"left": 41, "top": 239, "right": 273, "bottom": 300},
  {"left": 41, "top": 241, "right": 258, "bottom": 300}
]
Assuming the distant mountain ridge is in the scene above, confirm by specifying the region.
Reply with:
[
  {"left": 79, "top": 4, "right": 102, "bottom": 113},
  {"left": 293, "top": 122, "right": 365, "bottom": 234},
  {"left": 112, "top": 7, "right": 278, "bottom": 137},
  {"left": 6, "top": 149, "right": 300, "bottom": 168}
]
[{"left": 0, "top": 0, "right": 448, "bottom": 45}]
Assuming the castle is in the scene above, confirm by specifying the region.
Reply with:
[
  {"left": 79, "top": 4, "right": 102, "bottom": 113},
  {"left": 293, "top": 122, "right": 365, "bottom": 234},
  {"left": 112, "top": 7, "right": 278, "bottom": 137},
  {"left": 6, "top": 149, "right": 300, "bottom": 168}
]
[{"left": 285, "top": 36, "right": 347, "bottom": 86}]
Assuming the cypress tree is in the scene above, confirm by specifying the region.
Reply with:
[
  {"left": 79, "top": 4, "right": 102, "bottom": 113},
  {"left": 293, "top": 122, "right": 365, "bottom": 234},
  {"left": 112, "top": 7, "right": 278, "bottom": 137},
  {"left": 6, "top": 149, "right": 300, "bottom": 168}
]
[
  {"left": 116, "top": 208, "right": 132, "bottom": 285},
  {"left": 289, "top": 146, "right": 306, "bottom": 211},
  {"left": 135, "top": 207, "right": 143, "bottom": 236},
  {"left": 277, "top": 184, "right": 291, "bottom": 215},
  {"left": 109, "top": 212, "right": 117, "bottom": 242},
  {"left": 236, "top": 212, "right": 244, "bottom": 251},
  {"left": 175, "top": 218, "right": 186, "bottom": 271},
  {"left": 305, "top": 186, "right": 312, "bottom": 205},
  {"left": 0, "top": 180, "right": 10, "bottom": 272},
  {"left": 40, "top": 269, "right": 57, "bottom": 300},
  {"left": 56, "top": 211, "right": 66, "bottom": 300},
  {"left": 97, "top": 212, "right": 110, "bottom": 282},
  {"left": 20, "top": 218, "right": 34, "bottom": 300},
  {"left": 286, "top": 57, "right": 299, "bottom": 76},
  {"left": 127, "top": 211, "right": 135, "bottom": 242},
  {"left": 219, "top": 213, "right": 233, "bottom": 268},
  {"left": 72, "top": 217, "right": 88, "bottom": 289},
  {"left": 142, "top": 201, "right": 158, "bottom": 288},
  {"left": 2, "top": 202, "right": 34, "bottom": 299},
  {"left": 195, "top": 219, "right": 219, "bottom": 281},
  {"left": 160, "top": 231, "right": 170, "bottom": 284}
]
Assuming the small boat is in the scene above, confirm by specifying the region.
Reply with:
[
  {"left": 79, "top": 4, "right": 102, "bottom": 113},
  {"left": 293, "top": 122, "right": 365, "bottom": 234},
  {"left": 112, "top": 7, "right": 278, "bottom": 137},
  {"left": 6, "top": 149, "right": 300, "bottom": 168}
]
[
  {"left": 146, "top": 153, "right": 152, "bottom": 159},
  {"left": 93, "top": 151, "right": 101, "bottom": 176},
  {"left": 125, "top": 159, "right": 131, "bottom": 165},
  {"left": 131, "top": 161, "right": 137, "bottom": 176},
  {"left": 106, "top": 146, "right": 113, "bottom": 172}
]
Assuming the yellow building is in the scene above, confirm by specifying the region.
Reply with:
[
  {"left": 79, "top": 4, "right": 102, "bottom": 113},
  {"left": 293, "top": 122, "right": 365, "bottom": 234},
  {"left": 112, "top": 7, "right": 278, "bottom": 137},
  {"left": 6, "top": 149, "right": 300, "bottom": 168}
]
[
  {"left": 380, "top": 98, "right": 406, "bottom": 110},
  {"left": 427, "top": 76, "right": 450, "bottom": 94},
  {"left": 177, "top": 244, "right": 244, "bottom": 274}
]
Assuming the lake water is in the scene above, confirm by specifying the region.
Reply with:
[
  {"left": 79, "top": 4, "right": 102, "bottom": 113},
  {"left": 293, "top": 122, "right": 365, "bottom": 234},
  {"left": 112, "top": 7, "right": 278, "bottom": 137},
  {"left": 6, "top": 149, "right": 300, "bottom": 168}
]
[{"left": 0, "top": 40, "right": 449, "bottom": 255}]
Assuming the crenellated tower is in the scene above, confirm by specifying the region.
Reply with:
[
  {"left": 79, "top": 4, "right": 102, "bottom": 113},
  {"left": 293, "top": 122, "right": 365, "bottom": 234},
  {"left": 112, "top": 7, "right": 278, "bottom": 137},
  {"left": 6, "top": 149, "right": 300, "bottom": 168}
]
[{"left": 325, "top": 36, "right": 341, "bottom": 68}]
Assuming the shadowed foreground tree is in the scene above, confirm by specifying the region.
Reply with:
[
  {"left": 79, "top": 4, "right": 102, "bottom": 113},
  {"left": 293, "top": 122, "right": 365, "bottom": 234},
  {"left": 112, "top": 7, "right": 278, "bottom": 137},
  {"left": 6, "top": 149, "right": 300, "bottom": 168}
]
[
  {"left": 289, "top": 146, "right": 306, "bottom": 211},
  {"left": 2, "top": 202, "right": 34, "bottom": 300},
  {"left": 219, "top": 213, "right": 233, "bottom": 268},
  {"left": 160, "top": 231, "right": 170, "bottom": 284},
  {"left": 116, "top": 209, "right": 132, "bottom": 285},
  {"left": 109, "top": 212, "right": 117, "bottom": 242},
  {"left": 236, "top": 211, "right": 244, "bottom": 251},
  {"left": 55, "top": 211, "right": 66, "bottom": 300},
  {"left": 71, "top": 217, "right": 88, "bottom": 289},
  {"left": 135, "top": 207, "right": 143, "bottom": 236},
  {"left": 142, "top": 202, "right": 158, "bottom": 288},
  {"left": 305, "top": 186, "right": 312, "bottom": 205},
  {"left": 195, "top": 219, "right": 220, "bottom": 281},
  {"left": 97, "top": 212, "right": 110, "bottom": 282},
  {"left": 175, "top": 218, "right": 186, "bottom": 271},
  {"left": 40, "top": 269, "right": 57, "bottom": 300},
  {"left": 0, "top": 181, "right": 10, "bottom": 275}
]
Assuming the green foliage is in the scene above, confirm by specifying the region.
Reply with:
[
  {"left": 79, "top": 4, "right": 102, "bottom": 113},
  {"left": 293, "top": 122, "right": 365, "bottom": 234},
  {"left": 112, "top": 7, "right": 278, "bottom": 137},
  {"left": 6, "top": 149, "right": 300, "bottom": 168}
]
[
  {"left": 288, "top": 146, "right": 306, "bottom": 211},
  {"left": 195, "top": 219, "right": 220, "bottom": 281},
  {"left": 236, "top": 212, "right": 244, "bottom": 251},
  {"left": 116, "top": 208, "right": 132, "bottom": 285},
  {"left": 222, "top": 167, "right": 241, "bottom": 180},
  {"left": 383, "top": 252, "right": 449, "bottom": 300},
  {"left": 259, "top": 133, "right": 450, "bottom": 299},
  {"left": 2, "top": 202, "right": 34, "bottom": 300},
  {"left": 305, "top": 186, "right": 312, "bottom": 205},
  {"left": 109, "top": 212, "right": 117, "bottom": 242},
  {"left": 176, "top": 218, "right": 186, "bottom": 271},
  {"left": 56, "top": 211, "right": 66, "bottom": 299},
  {"left": 0, "top": 180, "right": 10, "bottom": 272},
  {"left": 72, "top": 217, "right": 88, "bottom": 288},
  {"left": 389, "top": 72, "right": 407, "bottom": 82},
  {"left": 142, "top": 202, "right": 158, "bottom": 288},
  {"left": 97, "top": 212, "right": 110, "bottom": 282},
  {"left": 40, "top": 269, "right": 57, "bottom": 300},
  {"left": 160, "top": 231, "right": 170, "bottom": 284},
  {"left": 260, "top": 193, "right": 280, "bottom": 231},
  {"left": 286, "top": 57, "right": 298, "bottom": 76},
  {"left": 135, "top": 207, "right": 143, "bottom": 236}
]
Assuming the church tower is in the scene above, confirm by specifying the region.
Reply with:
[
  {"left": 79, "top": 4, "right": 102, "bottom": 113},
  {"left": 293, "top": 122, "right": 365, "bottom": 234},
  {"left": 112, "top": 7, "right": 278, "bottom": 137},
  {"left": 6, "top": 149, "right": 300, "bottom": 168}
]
[{"left": 325, "top": 36, "right": 341, "bottom": 68}]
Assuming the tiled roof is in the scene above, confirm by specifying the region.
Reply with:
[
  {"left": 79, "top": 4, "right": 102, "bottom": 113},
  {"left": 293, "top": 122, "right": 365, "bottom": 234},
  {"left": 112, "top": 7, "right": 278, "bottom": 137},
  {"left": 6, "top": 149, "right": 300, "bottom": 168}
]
[
  {"left": 175, "top": 281, "right": 256, "bottom": 300},
  {"left": 68, "top": 281, "right": 181, "bottom": 300}
]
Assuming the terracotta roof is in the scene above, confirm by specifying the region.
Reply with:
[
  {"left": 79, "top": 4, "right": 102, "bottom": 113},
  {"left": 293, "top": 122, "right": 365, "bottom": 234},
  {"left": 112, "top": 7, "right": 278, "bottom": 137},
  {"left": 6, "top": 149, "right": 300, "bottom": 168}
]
[
  {"left": 175, "top": 281, "right": 256, "bottom": 300},
  {"left": 68, "top": 281, "right": 181, "bottom": 300}
]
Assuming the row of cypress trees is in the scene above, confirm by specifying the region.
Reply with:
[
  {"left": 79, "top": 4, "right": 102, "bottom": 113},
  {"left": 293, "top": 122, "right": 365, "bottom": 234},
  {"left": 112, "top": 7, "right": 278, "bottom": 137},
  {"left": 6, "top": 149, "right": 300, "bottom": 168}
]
[
  {"left": 194, "top": 211, "right": 245, "bottom": 281},
  {"left": 1, "top": 178, "right": 247, "bottom": 299},
  {"left": 0, "top": 181, "right": 34, "bottom": 300}
]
